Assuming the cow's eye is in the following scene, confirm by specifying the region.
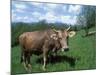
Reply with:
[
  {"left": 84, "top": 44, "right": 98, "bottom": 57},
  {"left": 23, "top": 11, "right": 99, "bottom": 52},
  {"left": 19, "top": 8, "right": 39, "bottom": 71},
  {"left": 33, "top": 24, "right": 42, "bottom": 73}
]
[
  {"left": 59, "top": 37, "right": 62, "bottom": 40},
  {"left": 66, "top": 36, "right": 69, "bottom": 39}
]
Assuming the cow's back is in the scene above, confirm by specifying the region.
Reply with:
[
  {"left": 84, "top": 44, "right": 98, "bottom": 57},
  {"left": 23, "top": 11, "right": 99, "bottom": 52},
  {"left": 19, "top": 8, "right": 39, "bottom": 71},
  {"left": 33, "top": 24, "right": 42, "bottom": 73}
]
[
  {"left": 19, "top": 30, "right": 49, "bottom": 51},
  {"left": 19, "top": 29, "right": 59, "bottom": 52}
]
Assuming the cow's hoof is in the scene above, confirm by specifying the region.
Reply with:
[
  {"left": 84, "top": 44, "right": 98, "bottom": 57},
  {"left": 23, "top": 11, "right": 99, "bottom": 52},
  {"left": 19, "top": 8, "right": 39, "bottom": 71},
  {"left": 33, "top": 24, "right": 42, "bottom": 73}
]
[
  {"left": 28, "top": 64, "right": 32, "bottom": 72},
  {"left": 28, "top": 69, "right": 32, "bottom": 73},
  {"left": 42, "top": 66, "right": 46, "bottom": 71},
  {"left": 28, "top": 64, "right": 32, "bottom": 70},
  {"left": 22, "top": 62, "right": 29, "bottom": 72},
  {"left": 25, "top": 67, "right": 29, "bottom": 72}
]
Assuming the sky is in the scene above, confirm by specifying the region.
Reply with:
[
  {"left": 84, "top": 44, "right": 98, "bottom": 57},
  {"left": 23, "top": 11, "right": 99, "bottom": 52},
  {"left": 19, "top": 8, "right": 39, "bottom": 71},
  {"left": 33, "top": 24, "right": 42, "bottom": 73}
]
[{"left": 12, "top": 1, "right": 82, "bottom": 25}]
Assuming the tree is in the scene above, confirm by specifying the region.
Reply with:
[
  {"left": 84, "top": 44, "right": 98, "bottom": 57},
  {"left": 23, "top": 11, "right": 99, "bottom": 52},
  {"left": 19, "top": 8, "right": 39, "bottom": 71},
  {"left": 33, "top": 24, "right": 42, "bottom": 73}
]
[{"left": 77, "top": 5, "right": 96, "bottom": 36}]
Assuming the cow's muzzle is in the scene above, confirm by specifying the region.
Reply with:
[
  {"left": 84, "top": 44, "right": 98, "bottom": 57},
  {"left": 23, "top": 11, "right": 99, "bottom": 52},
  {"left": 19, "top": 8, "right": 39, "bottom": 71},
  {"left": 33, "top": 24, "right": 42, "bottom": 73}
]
[
  {"left": 64, "top": 48, "right": 69, "bottom": 51},
  {"left": 61, "top": 48, "right": 69, "bottom": 52}
]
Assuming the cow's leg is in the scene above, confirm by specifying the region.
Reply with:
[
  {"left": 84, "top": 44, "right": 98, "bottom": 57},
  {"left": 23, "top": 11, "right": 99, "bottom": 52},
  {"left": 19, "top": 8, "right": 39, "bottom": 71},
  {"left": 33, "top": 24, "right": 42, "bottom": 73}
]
[
  {"left": 52, "top": 48, "right": 57, "bottom": 56},
  {"left": 27, "top": 52, "right": 32, "bottom": 72},
  {"left": 20, "top": 50, "right": 28, "bottom": 71},
  {"left": 20, "top": 47, "right": 28, "bottom": 71},
  {"left": 43, "top": 52, "right": 46, "bottom": 71},
  {"left": 42, "top": 48, "right": 48, "bottom": 71},
  {"left": 23, "top": 51, "right": 29, "bottom": 71}
]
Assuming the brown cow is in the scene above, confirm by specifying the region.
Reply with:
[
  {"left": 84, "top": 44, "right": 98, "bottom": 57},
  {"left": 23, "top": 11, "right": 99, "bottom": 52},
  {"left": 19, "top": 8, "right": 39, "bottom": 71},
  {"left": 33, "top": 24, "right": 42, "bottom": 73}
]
[{"left": 19, "top": 27, "right": 75, "bottom": 72}]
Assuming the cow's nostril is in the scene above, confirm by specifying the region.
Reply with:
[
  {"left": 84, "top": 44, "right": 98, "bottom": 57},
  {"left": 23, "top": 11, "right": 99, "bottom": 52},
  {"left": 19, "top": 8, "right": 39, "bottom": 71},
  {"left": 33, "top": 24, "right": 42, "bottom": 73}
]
[{"left": 64, "top": 48, "right": 69, "bottom": 51}]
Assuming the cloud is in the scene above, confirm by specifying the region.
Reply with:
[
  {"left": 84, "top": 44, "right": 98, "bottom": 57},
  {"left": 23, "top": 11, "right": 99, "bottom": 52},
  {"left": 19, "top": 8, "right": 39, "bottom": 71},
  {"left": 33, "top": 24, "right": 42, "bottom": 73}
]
[
  {"left": 32, "top": 12, "right": 41, "bottom": 17},
  {"left": 60, "top": 15, "right": 77, "bottom": 25},
  {"left": 46, "top": 3, "right": 57, "bottom": 9},
  {"left": 30, "top": 2, "right": 57, "bottom": 9},
  {"left": 12, "top": 13, "right": 16, "bottom": 21},
  {"left": 32, "top": 11, "right": 58, "bottom": 23},
  {"left": 16, "top": 9, "right": 25, "bottom": 13},
  {"left": 32, "top": 12, "right": 43, "bottom": 22},
  {"left": 23, "top": 17, "right": 35, "bottom": 23},
  {"left": 12, "top": 1, "right": 80, "bottom": 24},
  {"left": 12, "top": 9, "right": 17, "bottom": 21},
  {"left": 43, "top": 12, "right": 57, "bottom": 23},
  {"left": 12, "top": 2, "right": 28, "bottom": 14},
  {"left": 23, "top": 16, "right": 28, "bottom": 20},
  {"left": 38, "top": 12, "right": 77, "bottom": 24},
  {"left": 14, "top": 3, "right": 27, "bottom": 9},
  {"left": 30, "top": 2, "right": 42, "bottom": 6},
  {"left": 62, "top": 5, "right": 67, "bottom": 12},
  {"left": 68, "top": 5, "right": 81, "bottom": 14},
  {"left": 16, "top": 16, "right": 22, "bottom": 21}
]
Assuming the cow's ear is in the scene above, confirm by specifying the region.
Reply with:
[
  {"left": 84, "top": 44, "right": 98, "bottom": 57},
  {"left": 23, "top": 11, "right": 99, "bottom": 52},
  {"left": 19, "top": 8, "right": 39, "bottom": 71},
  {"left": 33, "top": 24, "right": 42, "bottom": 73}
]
[
  {"left": 68, "top": 31, "right": 76, "bottom": 37},
  {"left": 50, "top": 34, "right": 58, "bottom": 40}
]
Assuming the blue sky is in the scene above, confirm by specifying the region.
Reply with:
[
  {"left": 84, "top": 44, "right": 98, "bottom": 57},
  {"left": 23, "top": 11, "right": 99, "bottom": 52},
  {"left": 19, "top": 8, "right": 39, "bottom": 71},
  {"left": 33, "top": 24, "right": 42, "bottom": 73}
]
[{"left": 12, "top": 1, "right": 82, "bottom": 25}]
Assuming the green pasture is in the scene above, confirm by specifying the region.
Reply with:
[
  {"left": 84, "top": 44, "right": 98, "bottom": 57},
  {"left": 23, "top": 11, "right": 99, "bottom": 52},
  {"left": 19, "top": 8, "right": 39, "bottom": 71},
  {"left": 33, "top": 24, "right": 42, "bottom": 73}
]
[{"left": 11, "top": 27, "right": 96, "bottom": 74}]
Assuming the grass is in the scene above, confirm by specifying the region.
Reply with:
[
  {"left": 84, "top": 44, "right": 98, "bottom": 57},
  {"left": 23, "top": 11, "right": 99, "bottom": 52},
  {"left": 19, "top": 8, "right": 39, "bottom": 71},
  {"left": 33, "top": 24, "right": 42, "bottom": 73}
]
[{"left": 11, "top": 27, "right": 96, "bottom": 74}]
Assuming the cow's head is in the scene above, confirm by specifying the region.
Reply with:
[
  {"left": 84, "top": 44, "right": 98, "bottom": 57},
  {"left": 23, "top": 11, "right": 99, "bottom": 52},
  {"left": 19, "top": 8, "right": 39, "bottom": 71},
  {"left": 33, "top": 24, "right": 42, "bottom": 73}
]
[{"left": 51, "top": 27, "right": 76, "bottom": 52}]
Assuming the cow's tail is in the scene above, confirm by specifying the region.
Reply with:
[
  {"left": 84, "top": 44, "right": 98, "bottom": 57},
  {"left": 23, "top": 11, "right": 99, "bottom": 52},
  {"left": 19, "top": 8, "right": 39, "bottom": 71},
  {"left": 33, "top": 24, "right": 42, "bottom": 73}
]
[
  {"left": 20, "top": 50, "right": 24, "bottom": 63},
  {"left": 20, "top": 46, "right": 25, "bottom": 63}
]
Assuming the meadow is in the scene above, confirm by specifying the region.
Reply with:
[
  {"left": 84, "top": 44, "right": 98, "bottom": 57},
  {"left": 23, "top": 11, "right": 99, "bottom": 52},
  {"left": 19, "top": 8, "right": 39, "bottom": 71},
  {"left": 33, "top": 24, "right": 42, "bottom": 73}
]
[{"left": 11, "top": 27, "right": 96, "bottom": 74}]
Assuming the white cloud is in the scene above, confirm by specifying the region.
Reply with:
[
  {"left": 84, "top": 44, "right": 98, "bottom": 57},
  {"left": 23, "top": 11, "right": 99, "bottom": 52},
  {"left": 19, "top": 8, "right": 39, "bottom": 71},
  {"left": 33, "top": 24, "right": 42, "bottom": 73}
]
[
  {"left": 31, "top": 2, "right": 57, "bottom": 9},
  {"left": 42, "top": 3, "right": 58, "bottom": 14},
  {"left": 60, "top": 15, "right": 71, "bottom": 23},
  {"left": 62, "top": 5, "right": 67, "bottom": 12},
  {"left": 33, "top": 11, "right": 77, "bottom": 24},
  {"left": 39, "top": 12, "right": 57, "bottom": 23},
  {"left": 12, "top": 9, "right": 17, "bottom": 21},
  {"left": 30, "top": 2, "right": 42, "bottom": 6},
  {"left": 15, "top": 4, "right": 27, "bottom": 9},
  {"left": 32, "top": 12, "right": 41, "bottom": 17},
  {"left": 29, "top": 18, "right": 38, "bottom": 22},
  {"left": 23, "top": 17, "right": 35, "bottom": 23},
  {"left": 16, "top": 16, "right": 22, "bottom": 20},
  {"left": 23, "top": 16, "right": 28, "bottom": 20},
  {"left": 13, "top": 3, "right": 27, "bottom": 13},
  {"left": 12, "top": 10, "right": 16, "bottom": 19},
  {"left": 16, "top": 9, "right": 24, "bottom": 13},
  {"left": 60, "top": 15, "right": 77, "bottom": 25},
  {"left": 68, "top": 5, "right": 81, "bottom": 14},
  {"left": 12, "top": 13, "right": 16, "bottom": 20},
  {"left": 46, "top": 4, "right": 57, "bottom": 9}
]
